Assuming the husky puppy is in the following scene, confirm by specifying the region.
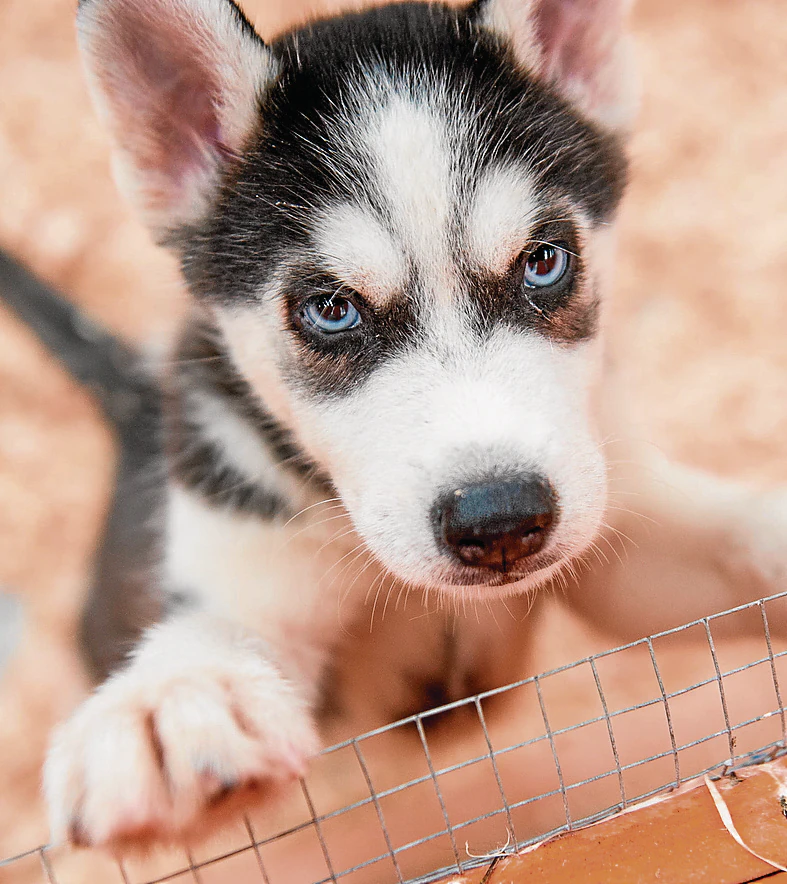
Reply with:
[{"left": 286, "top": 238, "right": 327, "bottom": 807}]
[{"left": 33, "top": 0, "right": 787, "bottom": 850}]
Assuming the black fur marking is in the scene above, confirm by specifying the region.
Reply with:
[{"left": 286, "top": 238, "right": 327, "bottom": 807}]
[
  {"left": 169, "top": 433, "right": 290, "bottom": 518},
  {"left": 176, "top": 1, "right": 625, "bottom": 391},
  {"left": 166, "top": 313, "right": 332, "bottom": 514}
]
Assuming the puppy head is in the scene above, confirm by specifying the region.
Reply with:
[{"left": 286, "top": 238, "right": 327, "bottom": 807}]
[{"left": 78, "top": 0, "right": 630, "bottom": 597}]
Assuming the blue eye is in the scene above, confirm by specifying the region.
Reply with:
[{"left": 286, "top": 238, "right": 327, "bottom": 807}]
[
  {"left": 301, "top": 296, "right": 361, "bottom": 333},
  {"left": 523, "top": 245, "right": 569, "bottom": 288}
]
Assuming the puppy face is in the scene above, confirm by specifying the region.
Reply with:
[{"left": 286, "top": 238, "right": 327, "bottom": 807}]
[{"left": 78, "top": 0, "right": 629, "bottom": 597}]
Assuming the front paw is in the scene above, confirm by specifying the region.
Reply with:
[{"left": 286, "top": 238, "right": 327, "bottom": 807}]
[{"left": 44, "top": 653, "right": 318, "bottom": 849}]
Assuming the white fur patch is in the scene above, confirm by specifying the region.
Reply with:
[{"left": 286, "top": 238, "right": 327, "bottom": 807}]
[
  {"left": 469, "top": 164, "right": 539, "bottom": 272},
  {"left": 314, "top": 203, "right": 406, "bottom": 303}
]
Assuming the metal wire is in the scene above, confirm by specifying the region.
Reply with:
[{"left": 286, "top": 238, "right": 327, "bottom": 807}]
[
  {"left": 474, "top": 696, "right": 516, "bottom": 846},
  {"left": 534, "top": 673, "right": 571, "bottom": 830},
  {"left": 39, "top": 847, "right": 59, "bottom": 884},
  {"left": 415, "top": 716, "right": 463, "bottom": 874},
  {"left": 353, "top": 739, "right": 404, "bottom": 882},
  {"left": 590, "top": 657, "right": 626, "bottom": 809},
  {"left": 244, "top": 816, "right": 272, "bottom": 884},
  {"left": 647, "top": 635, "right": 681, "bottom": 786},
  {"left": 301, "top": 776, "right": 339, "bottom": 884},
  {"left": 3, "top": 590, "right": 787, "bottom": 884}
]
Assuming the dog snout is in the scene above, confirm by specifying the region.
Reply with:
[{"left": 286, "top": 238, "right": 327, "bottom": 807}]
[{"left": 432, "top": 477, "right": 556, "bottom": 572}]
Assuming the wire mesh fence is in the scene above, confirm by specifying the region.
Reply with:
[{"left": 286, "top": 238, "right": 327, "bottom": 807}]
[{"left": 3, "top": 590, "right": 787, "bottom": 884}]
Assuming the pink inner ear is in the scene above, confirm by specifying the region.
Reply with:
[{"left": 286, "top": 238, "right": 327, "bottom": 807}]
[
  {"left": 533, "top": 0, "right": 612, "bottom": 92},
  {"left": 101, "top": 6, "right": 225, "bottom": 206}
]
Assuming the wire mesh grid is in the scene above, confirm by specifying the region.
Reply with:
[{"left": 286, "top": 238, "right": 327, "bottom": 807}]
[{"left": 3, "top": 590, "right": 787, "bottom": 884}]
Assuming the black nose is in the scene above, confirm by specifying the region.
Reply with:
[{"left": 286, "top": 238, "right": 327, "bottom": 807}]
[{"left": 433, "top": 477, "right": 556, "bottom": 572}]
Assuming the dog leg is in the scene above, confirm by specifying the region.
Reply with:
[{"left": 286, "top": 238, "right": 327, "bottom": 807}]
[
  {"left": 565, "top": 444, "right": 787, "bottom": 639},
  {"left": 44, "top": 611, "right": 318, "bottom": 849}
]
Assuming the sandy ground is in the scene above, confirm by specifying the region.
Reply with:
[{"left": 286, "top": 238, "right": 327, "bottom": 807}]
[{"left": 0, "top": 0, "right": 786, "bottom": 881}]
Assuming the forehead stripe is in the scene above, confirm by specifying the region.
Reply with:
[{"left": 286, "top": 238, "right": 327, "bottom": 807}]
[{"left": 365, "top": 96, "right": 453, "bottom": 270}]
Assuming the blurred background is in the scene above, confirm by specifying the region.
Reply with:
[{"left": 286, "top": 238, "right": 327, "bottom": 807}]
[{"left": 0, "top": 0, "right": 786, "bottom": 874}]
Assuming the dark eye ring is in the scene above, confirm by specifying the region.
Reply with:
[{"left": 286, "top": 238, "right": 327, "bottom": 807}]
[
  {"left": 522, "top": 244, "right": 570, "bottom": 288},
  {"left": 301, "top": 295, "right": 362, "bottom": 334}
]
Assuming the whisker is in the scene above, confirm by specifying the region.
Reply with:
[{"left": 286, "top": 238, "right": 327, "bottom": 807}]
[
  {"left": 368, "top": 571, "right": 388, "bottom": 632},
  {"left": 603, "top": 504, "right": 660, "bottom": 527},
  {"left": 283, "top": 497, "right": 344, "bottom": 528},
  {"left": 339, "top": 550, "right": 378, "bottom": 623},
  {"left": 315, "top": 525, "right": 358, "bottom": 556},
  {"left": 602, "top": 522, "right": 639, "bottom": 550},
  {"left": 276, "top": 508, "right": 351, "bottom": 552},
  {"left": 595, "top": 527, "right": 629, "bottom": 565}
]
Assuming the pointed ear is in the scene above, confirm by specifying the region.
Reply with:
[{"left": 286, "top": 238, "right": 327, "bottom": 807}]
[
  {"left": 77, "top": 0, "right": 279, "bottom": 238},
  {"left": 473, "top": 0, "right": 636, "bottom": 130}
]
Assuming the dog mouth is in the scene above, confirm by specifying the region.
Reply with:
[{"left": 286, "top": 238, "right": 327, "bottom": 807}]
[{"left": 430, "top": 547, "right": 565, "bottom": 590}]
